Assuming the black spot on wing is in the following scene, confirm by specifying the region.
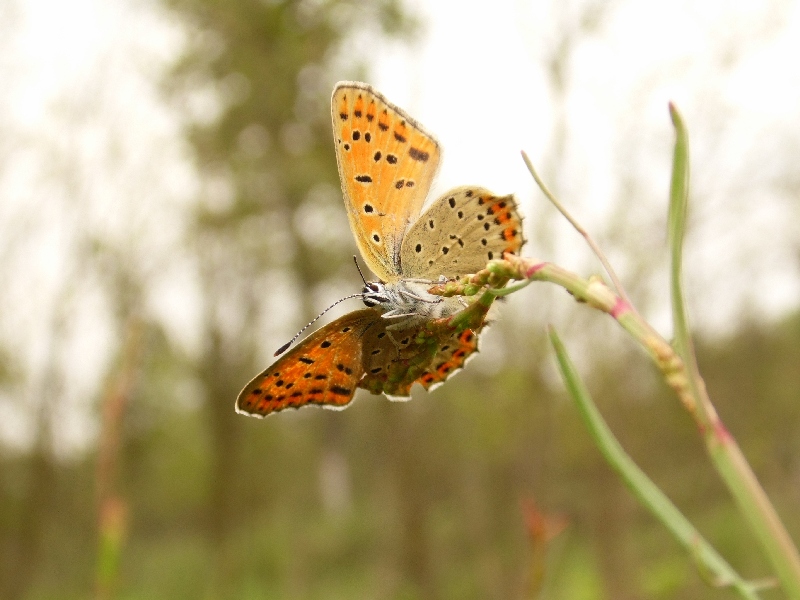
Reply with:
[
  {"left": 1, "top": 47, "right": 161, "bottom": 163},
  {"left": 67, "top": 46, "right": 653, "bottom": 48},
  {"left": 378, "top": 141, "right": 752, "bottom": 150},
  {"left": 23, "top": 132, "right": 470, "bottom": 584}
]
[{"left": 408, "top": 147, "right": 429, "bottom": 162}]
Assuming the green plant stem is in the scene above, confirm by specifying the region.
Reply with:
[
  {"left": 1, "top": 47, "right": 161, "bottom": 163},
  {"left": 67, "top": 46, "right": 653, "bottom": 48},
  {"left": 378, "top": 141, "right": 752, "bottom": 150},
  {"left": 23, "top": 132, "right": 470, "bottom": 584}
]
[
  {"left": 520, "top": 151, "right": 635, "bottom": 311},
  {"left": 549, "top": 327, "right": 763, "bottom": 599},
  {"left": 443, "top": 253, "right": 800, "bottom": 593},
  {"left": 432, "top": 117, "right": 800, "bottom": 591},
  {"left": 667, "top": 104, "right": 800, "bottom": 597}
]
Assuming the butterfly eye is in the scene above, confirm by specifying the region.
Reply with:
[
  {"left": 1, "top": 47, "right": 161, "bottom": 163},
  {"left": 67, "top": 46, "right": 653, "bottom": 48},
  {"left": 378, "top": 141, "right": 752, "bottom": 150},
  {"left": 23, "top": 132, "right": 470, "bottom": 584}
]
[{"left": 362, "top": 282, "right": 389, "bottom": 307}]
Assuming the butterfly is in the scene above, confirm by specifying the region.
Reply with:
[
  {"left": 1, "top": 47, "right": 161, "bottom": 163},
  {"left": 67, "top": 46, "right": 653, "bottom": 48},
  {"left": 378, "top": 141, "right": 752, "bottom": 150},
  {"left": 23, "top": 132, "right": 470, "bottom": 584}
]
[{"left": 235, "top": 81, "right": 525, "bottom": 417}]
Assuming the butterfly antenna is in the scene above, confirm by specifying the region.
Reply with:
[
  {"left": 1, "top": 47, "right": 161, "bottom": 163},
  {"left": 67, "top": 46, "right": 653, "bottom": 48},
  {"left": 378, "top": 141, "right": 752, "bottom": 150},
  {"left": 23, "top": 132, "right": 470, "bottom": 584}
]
[
  {"left": 353, "top": 255, "right": 371, "bottom": 286},
  {"left": 274, "top": 293, "right": 364, "bottom": 356}
]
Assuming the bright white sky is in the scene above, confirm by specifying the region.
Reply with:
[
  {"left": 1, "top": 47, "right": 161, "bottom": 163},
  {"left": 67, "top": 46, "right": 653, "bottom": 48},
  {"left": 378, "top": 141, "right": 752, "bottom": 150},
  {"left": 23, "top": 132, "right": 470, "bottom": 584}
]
[
  {"left": 2, "top": 0, "right": 800, "bottom": 453},
  {"left": 366, "top": 0, "right": 800, "bottom": 329}
]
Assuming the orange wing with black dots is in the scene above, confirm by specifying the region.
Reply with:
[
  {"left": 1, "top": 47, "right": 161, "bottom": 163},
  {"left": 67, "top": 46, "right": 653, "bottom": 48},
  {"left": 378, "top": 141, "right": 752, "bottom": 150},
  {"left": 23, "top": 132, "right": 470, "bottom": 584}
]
[
  {"left": 332, "top": 81, "right": 441, "bottom": 282},
  {"left": 354, "top": 317, "right": 486, "bottom": 398},
  {"left": 236, "top": 309, "right": 381, "bottom": 417},
  {"left": 416, "top": 328, "right": 481, "bottom": 390},
  {"left": 400, "top": 186, "right": 526, "bottom": 280}
]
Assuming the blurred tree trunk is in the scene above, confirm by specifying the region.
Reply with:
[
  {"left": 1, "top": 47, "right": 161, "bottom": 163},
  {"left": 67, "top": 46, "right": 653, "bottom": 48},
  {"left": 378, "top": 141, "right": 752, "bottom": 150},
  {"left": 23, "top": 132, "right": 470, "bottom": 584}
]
[
  {"left": 1, "top": 310, "right": 65, "bottom": 600},
  {"left": 388, "top": 407, "right": 437, "bottom": 599},
  {"left": 202, "top": 320, "right": 243, "bottom": 588},
  {"left": 3, "top": 447, "right": 55, "bottom": 600},
  {"left": 160, "top": 0, "right": 416, "bottom": 592}
]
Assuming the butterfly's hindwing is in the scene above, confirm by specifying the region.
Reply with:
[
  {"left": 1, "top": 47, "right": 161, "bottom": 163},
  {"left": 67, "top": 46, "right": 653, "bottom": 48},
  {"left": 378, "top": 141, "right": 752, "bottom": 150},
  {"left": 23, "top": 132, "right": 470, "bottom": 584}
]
[
  {"left": 357, "top": 315, "right": 486, "bottom": 398},
  {"left": 399, "top": 186, "right": 525, "bottom": 280},
  {"left": 416, "top": 328, "right": 480, "bottom": 390},
  {"left": 355, "top": 315, "right": 445, "bottom": 398}
]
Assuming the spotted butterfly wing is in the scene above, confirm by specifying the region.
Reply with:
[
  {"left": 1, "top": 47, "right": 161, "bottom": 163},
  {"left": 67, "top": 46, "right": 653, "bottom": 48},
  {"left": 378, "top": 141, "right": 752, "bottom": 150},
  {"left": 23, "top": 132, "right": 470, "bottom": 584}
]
[
  {"left": 236, "top": 308, "right": 484, "bottom": 416},
  {"left": 332, "top": 81, "right": 441, "bottom": 281},
  {"left": 398, "top": 186, "right": 525, "bottom": 390},
  {"left": 400, "top": 186, "right": 526, "bottom": 280},
  {"left": 416, "top": 328, "right": 481, "bottom": 390},
  {"left": 236, "top": 310, "right": 380, "bottom": 417},
  {"left": 356, "top": 304, "right": 490, "bottom": 399},
  {"left": 356, "top": 316, "right": 441, "bottom": 398}
]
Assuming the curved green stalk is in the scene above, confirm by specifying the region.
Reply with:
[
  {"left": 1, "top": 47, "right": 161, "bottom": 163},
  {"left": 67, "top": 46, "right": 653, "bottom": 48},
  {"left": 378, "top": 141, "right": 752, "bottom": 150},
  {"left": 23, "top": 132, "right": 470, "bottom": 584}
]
[
  {"left": 549, "top": 327, "right": 763, "bottom": 599},
  {"left": 431, "top": 103, "right": 800, "bottom": 597},
  {"left": 667, "top": 104, "right": 800, "bottom": 597}
]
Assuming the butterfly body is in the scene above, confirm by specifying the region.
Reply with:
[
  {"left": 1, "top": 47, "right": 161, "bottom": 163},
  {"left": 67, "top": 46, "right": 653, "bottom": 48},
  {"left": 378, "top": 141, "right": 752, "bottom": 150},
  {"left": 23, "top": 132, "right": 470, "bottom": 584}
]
[
  {"left": 236, "top": 82, "right": 525, "bottom": 418},
  {"left": 366, "top": 278, "right": 462, "bottom": 320}
]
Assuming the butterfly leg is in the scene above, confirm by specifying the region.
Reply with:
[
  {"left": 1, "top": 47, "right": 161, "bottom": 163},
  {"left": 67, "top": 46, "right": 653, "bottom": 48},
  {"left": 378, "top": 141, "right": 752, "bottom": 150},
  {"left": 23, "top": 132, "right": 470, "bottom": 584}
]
[
  {"left": 382, "top": 317, "right": 426, "bottom": 352},
  {"left": 381, "top": 309, "right": 420, "bottom": 319},
  {"left": 398, "top": 276, "right": 448, "bottom": 284},
  {"left": 398, "top": 289, "right": 443, "bottom": 305}
]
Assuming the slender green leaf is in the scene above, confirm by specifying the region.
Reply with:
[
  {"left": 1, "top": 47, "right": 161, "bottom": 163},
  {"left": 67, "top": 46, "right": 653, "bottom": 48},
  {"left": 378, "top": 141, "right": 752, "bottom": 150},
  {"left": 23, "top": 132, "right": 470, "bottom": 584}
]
[{"left": 549, "top": 327, "right": 763, "bottom": 600}]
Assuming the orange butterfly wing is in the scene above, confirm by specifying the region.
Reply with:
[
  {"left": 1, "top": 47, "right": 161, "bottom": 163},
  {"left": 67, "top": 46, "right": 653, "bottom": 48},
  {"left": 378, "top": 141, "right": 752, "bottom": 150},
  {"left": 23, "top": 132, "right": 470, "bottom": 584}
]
[
  {"left": 332, "top": 81, "right": 441, "bottom": 282},
  {"left": 235, "top": 310, "right": 380, "bottom": 417},
  {"left": 416, "top": 328, "right": 480, "bottom": 390}
]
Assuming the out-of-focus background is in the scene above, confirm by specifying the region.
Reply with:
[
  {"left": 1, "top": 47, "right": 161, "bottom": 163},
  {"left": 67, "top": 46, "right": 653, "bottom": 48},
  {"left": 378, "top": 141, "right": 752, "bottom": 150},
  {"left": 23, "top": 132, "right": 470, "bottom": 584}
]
[{"left": 1, "top": 0, "right": 799, "bottom": 598}]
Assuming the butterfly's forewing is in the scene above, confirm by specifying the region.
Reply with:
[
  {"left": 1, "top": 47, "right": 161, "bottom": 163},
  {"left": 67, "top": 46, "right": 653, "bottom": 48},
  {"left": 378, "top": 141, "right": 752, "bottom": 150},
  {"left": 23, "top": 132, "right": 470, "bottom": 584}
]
[
  {"left": 236, "top": 309, "right": 381, "bottom": 417},
  {"left": 332, "top": 81, "right": 441, "bottom": 281},
  {"left": 399, "top": 186, "right": 526, "bottom": 280}
]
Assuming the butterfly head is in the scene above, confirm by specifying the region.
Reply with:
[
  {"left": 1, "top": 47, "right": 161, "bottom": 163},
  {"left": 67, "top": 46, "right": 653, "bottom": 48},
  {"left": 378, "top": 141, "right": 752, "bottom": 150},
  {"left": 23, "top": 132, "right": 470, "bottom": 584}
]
[{"left": 362, "top": 281, "right": 390, "bottom": 308}]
